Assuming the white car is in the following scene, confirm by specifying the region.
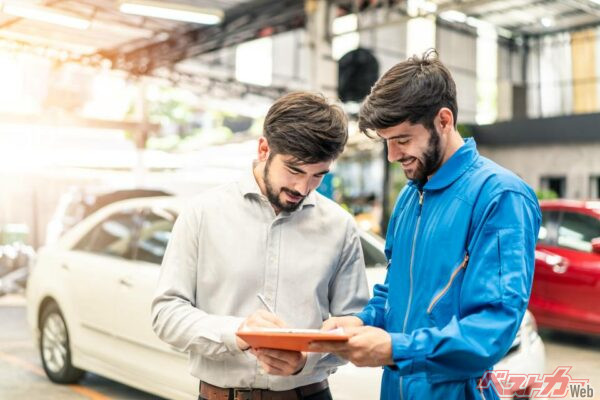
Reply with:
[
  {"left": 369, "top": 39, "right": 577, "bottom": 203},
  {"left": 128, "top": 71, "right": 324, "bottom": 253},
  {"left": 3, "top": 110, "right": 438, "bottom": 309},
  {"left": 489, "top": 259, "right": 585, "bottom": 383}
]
[{"left": 27, "top": 196, "right": 545, "bottom": 400}]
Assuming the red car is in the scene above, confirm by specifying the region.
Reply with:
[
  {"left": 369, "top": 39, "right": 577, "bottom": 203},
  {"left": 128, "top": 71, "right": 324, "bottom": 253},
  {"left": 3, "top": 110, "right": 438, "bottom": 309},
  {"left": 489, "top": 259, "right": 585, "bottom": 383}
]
[{"left": 529, "top": 200, "right": 600, "bottom": 335}]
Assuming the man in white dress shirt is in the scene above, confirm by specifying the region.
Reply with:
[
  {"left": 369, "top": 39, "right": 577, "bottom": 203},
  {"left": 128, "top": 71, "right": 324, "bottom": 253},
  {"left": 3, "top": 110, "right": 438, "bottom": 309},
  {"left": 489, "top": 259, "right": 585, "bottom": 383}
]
[{"left": 152, "top": 92, "right": 369, "bottom": 400}]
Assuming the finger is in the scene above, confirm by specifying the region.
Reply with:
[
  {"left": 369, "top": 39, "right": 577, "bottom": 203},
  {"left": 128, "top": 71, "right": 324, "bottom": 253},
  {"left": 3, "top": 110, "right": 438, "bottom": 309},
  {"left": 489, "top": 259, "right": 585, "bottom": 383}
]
[
  {"left": 256, "top": 349, "right": 300, "bottom": 363},
  {"left": 321, "top": 318, "right": 339, "bottom": 331},
  {"left": 257, "top": 354, "right": 290, "bottom": 372},
  {"left": 342, "top": 326, "right": 366, "bottom": 337},
  {"left": 259, "top": 360, "right": 287, "bottom": 375},
  {"left": 255, "top": 310, "right": 287, "bottom": 328},
  {"left": 256, "top": 350, "right": 299, "bottom": 367},
  {"left": 308, "top": 341, "right": 347, "bottom": 353},
  {"left": 245, "top": 312, "right": 285, "bottom": 329}
]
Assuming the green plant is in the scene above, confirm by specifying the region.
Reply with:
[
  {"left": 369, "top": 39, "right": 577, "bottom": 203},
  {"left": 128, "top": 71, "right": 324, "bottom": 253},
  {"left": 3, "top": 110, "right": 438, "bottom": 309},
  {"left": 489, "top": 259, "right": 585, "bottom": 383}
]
[{"left": 536, "top": 190, "right": 558, "bottom": 200}]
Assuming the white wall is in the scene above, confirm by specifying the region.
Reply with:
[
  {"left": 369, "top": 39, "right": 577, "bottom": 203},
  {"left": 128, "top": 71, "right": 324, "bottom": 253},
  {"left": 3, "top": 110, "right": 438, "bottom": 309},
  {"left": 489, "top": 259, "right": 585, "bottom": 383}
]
[
  {"left": 478, "top": 142, "right": 600, "bottom": 199},
  {"left": 437, "top": 25, "right": 477, "bottom": 123}
]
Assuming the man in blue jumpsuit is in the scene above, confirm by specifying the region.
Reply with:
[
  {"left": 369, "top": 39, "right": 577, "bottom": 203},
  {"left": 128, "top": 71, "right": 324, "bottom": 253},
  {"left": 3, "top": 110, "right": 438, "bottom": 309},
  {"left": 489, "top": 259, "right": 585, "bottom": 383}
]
[{"left": 310, "top": 50, "right": 541, "bottom": 399}]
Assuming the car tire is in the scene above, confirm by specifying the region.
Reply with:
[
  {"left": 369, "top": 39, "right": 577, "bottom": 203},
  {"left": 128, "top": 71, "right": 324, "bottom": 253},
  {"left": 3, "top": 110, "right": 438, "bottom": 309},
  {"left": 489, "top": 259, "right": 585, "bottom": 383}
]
[{"left": 39, "top": 302, "right": 85, "bottom": 383}]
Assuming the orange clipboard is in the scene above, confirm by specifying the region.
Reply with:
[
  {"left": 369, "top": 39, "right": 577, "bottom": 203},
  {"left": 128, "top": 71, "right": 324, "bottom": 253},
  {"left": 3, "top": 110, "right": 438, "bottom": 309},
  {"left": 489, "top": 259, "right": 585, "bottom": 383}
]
[{"left": 236, "top": 328, "right": 349, "bottom": 352}]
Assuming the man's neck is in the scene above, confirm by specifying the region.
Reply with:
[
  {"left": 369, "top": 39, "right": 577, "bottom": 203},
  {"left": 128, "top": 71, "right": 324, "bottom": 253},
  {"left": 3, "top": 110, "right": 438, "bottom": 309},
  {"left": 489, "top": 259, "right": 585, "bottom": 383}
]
[
  {"left": 426, "top": 130, "right": 465, "bottom": 181},
  {"left": 440, "top": 129, "right": 465, "bottom": 165}
]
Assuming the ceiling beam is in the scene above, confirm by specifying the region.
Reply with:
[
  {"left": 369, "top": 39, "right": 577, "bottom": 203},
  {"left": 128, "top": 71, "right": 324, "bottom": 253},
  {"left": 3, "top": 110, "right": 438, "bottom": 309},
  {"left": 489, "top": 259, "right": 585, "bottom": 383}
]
[
  {"left": 99, "top": 0, "right": 306, "bottom": 76},
  {"left": 558, "top": 0, "right": 600, "bottom": 18},
  {"left": 468, "top": 0, "right": 553, "bottom": 18},
  {"left": 0, "top": 0, "right": 68, "bottom": 30}
]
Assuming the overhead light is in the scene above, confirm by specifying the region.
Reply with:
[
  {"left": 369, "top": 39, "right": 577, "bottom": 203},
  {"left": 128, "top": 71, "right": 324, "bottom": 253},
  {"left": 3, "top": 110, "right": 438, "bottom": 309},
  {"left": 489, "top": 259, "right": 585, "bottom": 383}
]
[
  {"left": 466, "top": 16, "right": 492, "bottom": 30},
  {"left": 332, "top": 14, "right": 357, "bottom": 35},
  {"left": 540, "top": 17, "right": 554, "bottom": 28},
  {"left": 420, "top": 1, "right": 438, "bottom": 14},
  {"left": 2, "top": 2, "right": 91, "bottom": 30},
  {"left": 119, "top": 0, "right": 223, "bottom": 25},
  {"left": 439, "top": 10, "right": 467, "bottom": 24},
  {"left": 407, "top": 0, "right": 437, "bottom": 17},
  {"left": 496, "top": 26, "right": 513, "bottom": 39}
]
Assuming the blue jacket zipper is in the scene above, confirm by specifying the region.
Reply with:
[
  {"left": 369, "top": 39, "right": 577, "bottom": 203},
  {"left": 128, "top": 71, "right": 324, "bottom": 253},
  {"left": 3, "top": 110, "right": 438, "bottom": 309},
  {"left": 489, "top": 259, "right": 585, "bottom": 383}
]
[{"left": 400, "top": 190, "right": 424, "bottom": 400}]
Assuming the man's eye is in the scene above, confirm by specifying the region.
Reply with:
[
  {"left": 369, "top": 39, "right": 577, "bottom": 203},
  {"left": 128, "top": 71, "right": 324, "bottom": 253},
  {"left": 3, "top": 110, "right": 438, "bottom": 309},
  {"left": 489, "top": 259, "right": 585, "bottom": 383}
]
[
  {"left": 288, "top": 169, "right": 300, "bottom": 175},
  {"left": 396, "top": 138, "right": 410, "bottom": 145}
]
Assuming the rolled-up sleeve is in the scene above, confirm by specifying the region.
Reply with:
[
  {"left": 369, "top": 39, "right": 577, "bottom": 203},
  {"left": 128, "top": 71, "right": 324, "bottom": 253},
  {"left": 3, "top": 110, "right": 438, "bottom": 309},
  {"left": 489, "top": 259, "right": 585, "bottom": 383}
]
[{"left": 151, "top": 205, "right": 245, "bottom": 359}]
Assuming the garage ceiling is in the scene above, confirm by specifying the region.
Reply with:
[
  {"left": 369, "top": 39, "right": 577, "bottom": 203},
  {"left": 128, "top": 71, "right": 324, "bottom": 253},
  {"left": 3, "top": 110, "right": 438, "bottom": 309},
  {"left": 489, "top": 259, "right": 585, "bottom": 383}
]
[
  {"left": 0, "top": 0, "right": 599, "bottom": 76},
  {"left": 438, "top": 0, "right": 600, "bottom": 36}
]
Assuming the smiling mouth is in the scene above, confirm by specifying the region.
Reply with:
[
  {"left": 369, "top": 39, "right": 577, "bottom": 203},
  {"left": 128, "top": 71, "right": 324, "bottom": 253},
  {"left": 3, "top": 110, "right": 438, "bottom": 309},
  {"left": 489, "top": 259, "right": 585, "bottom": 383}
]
[
  {"left": 400, "top": 157, "right": 416, "bottom": 168},
  {"left": 283, "top": 190, "right": 304, "bottom": 203}
]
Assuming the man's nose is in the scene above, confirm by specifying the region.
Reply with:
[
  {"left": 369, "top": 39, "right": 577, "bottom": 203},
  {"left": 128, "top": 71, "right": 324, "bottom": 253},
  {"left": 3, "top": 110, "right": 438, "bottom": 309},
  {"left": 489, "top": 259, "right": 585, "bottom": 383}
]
[
  {"left": 294, "top": 178, "right": 311, "bottom": 196},
  {"left": 387, "top": 141, "right": 402, "bottom": 163}
]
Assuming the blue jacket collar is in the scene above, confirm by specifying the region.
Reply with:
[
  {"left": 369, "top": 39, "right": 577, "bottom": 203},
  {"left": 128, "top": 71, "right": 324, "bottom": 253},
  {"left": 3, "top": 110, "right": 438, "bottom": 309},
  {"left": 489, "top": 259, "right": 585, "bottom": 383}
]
[{"left": 408, "top": 137, "right": 479, "bottom": 191}]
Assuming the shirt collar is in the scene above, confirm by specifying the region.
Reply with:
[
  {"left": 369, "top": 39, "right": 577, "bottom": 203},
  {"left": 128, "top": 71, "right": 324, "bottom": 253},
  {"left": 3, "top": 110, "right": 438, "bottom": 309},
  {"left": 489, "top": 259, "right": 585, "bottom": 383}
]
[
  {"left": 408, "top": 137, "right": 479, "bottom": 191},
  {"left": 239, "top": 166, "right": 263, "bottom": 197},
  {"left": 239, "top": 164, "right": 316, "bottom": 210}
]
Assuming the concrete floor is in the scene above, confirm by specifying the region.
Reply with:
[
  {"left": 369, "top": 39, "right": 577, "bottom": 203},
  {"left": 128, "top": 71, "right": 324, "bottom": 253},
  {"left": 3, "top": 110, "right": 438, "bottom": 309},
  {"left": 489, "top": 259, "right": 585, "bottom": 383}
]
[
  {"left": 0, "top": 295, "right": 163, "bottom": 400},
  {"left": 538, "top": 329, "right": 600, "bottom": 399}
]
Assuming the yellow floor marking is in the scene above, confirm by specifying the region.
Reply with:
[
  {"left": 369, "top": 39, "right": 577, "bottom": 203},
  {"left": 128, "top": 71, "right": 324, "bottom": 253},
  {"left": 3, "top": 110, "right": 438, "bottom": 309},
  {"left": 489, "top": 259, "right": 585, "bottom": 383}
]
[{"left": 0, "top": 350, "right": 113, "bottom": 400}]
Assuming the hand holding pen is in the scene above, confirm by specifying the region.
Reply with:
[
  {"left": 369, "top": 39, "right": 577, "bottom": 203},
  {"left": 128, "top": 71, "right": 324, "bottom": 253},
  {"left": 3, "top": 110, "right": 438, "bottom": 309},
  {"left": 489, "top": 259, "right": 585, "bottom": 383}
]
[{"left": 235, "top": 294, "right": 285, "bottom": 350}]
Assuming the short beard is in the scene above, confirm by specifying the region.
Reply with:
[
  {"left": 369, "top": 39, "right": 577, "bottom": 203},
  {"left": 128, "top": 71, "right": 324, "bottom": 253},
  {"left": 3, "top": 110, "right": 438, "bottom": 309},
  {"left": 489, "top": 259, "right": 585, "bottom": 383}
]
[
  {"left": 263, "top": 156, "right": 305, "bottom": 212},
  {"left": 413, "top": 127, "right": 443, "bottom": 183}
]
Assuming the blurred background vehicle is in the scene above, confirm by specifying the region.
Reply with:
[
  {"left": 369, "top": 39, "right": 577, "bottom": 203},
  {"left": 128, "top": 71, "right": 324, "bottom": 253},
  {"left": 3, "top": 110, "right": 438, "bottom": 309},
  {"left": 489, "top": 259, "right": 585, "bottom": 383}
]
[
  {"left": 45, "top": 187, "right": 172, "bottom": 245},
  {"left": 0, "top": 265, "right": 30, "bottom": 296},
  {"left": 530, "top": 200, "right": 600, "bottom": 336},
  {"left": 0, "top": 225, "right": 36, "bottom": 297},
  {"left": 27, "top": 196, "right": 545, "bottom": 400}
]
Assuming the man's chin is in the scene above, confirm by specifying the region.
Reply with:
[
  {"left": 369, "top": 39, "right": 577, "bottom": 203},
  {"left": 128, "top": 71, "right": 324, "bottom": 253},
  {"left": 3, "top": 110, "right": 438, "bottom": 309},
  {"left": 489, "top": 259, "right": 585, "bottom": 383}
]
[
  {"left": 403, "top": 170, "right": 417, "bottom": 180},
  {"left": 404, "top": 171, "right": 427, "bottom": 183},
  {"left": 280, "top": 198, "right": 304, "bottom": 212}
]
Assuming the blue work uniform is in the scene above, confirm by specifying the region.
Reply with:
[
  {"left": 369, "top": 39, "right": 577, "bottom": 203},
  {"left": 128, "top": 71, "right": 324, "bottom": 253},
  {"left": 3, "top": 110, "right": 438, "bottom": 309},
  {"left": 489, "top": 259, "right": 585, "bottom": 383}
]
[{"left": 356, "top": 138, "right": 541, "bottom": 400}]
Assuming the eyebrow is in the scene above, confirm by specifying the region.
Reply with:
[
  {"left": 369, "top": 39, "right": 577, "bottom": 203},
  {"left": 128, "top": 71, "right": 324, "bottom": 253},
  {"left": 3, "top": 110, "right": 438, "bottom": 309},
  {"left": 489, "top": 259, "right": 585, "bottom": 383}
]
[
  {"left": 285, "top": 162, "right": 329, "bottom": 176},
  {"left": 377, "top": 132, "right": 412, "bottom": 140}
]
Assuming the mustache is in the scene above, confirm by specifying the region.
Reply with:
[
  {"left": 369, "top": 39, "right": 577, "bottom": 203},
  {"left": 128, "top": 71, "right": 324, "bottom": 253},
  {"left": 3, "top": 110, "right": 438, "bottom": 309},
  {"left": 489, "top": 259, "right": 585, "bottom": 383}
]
[{"left": 282, "top": 188, "right": 304, "bottom": 197}]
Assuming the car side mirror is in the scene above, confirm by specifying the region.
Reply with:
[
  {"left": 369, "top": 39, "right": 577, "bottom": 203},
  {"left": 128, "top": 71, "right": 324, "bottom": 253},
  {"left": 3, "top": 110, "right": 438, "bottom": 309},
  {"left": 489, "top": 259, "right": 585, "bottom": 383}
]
[{"left": 592, "top": 237, "right": 600, "bottom": 255}]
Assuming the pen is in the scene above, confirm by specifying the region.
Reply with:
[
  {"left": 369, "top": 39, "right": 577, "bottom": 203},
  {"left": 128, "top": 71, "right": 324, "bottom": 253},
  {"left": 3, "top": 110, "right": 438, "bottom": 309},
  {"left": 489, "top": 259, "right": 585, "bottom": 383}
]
[{"left": 257, "top": 293, "right": 275, "bottom": 314}]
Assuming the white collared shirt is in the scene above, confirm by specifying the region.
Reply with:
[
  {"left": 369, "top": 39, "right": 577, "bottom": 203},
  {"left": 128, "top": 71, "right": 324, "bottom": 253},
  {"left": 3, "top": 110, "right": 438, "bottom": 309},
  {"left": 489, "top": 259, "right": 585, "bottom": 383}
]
[{"left": 152, "top": 170, "right": 369, "bottom": 390}]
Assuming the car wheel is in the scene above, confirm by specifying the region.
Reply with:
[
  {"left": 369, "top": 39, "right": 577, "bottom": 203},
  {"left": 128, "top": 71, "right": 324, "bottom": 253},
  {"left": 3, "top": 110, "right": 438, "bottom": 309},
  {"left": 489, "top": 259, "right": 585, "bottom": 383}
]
[{"left": 39, "top": 302, "right": 85, "bottom": 383}]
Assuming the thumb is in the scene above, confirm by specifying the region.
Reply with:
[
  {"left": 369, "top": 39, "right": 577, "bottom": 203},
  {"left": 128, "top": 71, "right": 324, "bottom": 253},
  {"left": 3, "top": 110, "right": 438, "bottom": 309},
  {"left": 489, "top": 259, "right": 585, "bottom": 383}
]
[{"left": 321, "top": 318, "right": 340, "bottom": 331}]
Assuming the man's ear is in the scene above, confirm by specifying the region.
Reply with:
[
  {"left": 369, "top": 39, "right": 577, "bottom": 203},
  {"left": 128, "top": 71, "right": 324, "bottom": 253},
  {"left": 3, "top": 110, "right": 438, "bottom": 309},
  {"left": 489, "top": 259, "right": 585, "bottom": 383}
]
[
  {"left": 257, "top": 137, "right": 270, "bottom": 162},
  {"left": 436, "top": 107, "right": 454, "bottom": 134}
]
